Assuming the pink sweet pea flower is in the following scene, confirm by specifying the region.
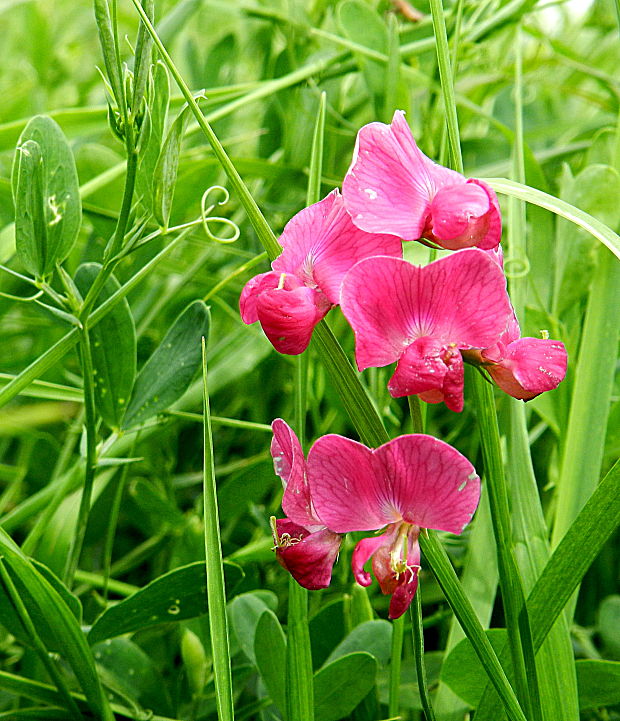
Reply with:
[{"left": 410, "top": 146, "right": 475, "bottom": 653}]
[
  {"left": 308, "top": 433, "right": 480, "bottom": 618},
  {"left": 340, "top": 248, "right": 513, "bottom": 412},
  {"left": 342, "top": 110, "right": 501, "bottom": 251},
  {"left": 463, "top": 318, "right": 568, "bottom": 400},
  {"left": 270, "top": 419, "right": 341, "bottom": 590},
  {"left": 240, "top": 189, "right": 402, "bottom": 354}
]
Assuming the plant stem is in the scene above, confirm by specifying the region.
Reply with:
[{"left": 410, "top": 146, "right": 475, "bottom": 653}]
[
  {"left": 388, "top": 614, "right": 404, "bottom": 718},
  {"left": 411, "top": 588, "right": 436, "bottom": 721},
  {"left": 201, "top": 340, "right": 234, "bottom": 721},
  {"left": 63, "top": 328, "right": 98, "bottom": 588},
  {"left": 286, "top": 580, "right": 314, "bottom": 721}
]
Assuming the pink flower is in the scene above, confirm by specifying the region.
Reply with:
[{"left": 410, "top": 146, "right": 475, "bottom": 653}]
[
  {"left": 463, "top": 318, "right": 568, "bottom": 400},
  {"left": 340, "top": 249, "right": 513, "bottom": 412},
  {"left": 308, "top": 433, "right": 480, "bottom": 618},
  {"left": 240, "top": 189, "right": 402, "bottom": 354},
  {"left": 462, "top": 247, "right": 568, "bottom": 399},
  {"left": 342, "top": 111, "right": 501, "bottom": 251},
  {"left": 270, "top": 419, "right": 341, "bottom": 590}
]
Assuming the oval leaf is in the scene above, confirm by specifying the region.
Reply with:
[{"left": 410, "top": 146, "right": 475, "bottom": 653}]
[
  {"left": 87, "top": 560, "right": 242, "bottom": 645},
  {"left": 122, "top": 300, "right": 210, "bottom": 429},
  {"left": 314, "top": 651, "right": 378, "bottom": 721},
  {"left": 254, "top": 610, "right": 287, "bottom": 713},
  {"left": 324, "top": 619, "right": 392, "bottom": 668},
  {"left": 577, "top": 659, "right": 620, "bottom": 709},
  {"left": 12, "top": 115, "right": 81, "bottom": 277},
  {"left": 74, "top": 263, "right": 136, "bottom": 429}
]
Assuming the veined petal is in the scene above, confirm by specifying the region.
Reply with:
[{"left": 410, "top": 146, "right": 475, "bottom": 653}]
[
  {"left": 372, "top": 435, "right": 480, "bottom": 534},
  {"left": 486, "top": 337, "right": 568, "bottom": 400},
  {"left": 427, "top": 180, "right": 501, "bottom": 251},
  {"left": 272, "top": 190, "right": 402, "bottom": 305},
  {"left": 274, "top": 519, "right": 341, "bottom": 590},
  {"left": 343, "top": 110, "right": 462, "bottom": 240},
  {"left": 308, "top": 435, "right": 397, "bottom": 532},
  {"left": 255, "top": 284, "right": 331, "bottom": 355},
  {"left": 352, "top": 533, "right": 388, "bottom": 586},
  {"left": 239, "top": 271, "right": 283, "bottom": 324},
  {"left": 271, "top": 419, "right": 320, "bottom": 529}
]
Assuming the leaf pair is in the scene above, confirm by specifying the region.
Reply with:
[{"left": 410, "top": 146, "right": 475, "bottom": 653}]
[
  {"left": 75, "top": 261, "right": 210, "bottom": 431},
  {"left": 12, "top": 116, "right": 81, "bottom": 278}
]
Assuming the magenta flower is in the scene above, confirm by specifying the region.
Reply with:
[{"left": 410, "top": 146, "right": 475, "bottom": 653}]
[
  {"left": 240, "top": 189, "right": 402, "bottom": 354},
  {"left": 463, "top": 315, "right": 568, "bottom": 400},
  {"left": 308, "top": 433, "right": 480, "bottom": 618},
  {"left": 340, "top": 249, "right": 513, "bottom": 412},
  {"left": 342, "top": 111, "right": 501, "bottom": 251},
  {"left": 270, "top": 419, "right": 341, "bottom": 590}
]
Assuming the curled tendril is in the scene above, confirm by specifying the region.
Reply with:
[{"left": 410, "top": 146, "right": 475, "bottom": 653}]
[
  {"left": 0, "top": 289, "right": 44, "bottom": 302},
  {"left": 200, "top": 185, "right": 240, "bottom": 244},
  {"left": 504, "top": 255, "right": 531, "bottom": 279}
]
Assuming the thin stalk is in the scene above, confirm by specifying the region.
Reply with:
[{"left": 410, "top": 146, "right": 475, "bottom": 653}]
[
  {"left": 388, "top": 614, "right": 404, "bottom": 718},
  {"left": 429, "top": 0, "right": 463, "bottom": 173},
  {"left": 201, "top": 339, "right": 234, "bottom": 721},
  {"left": 411, "top": 588, "right": 436, "bottom": 721},
  {"left": 63, "top": 329, "right": 98, "bottom": 588},
  {"left": 0, "top": 558, "right": 84, "bottom": 720},
  {"left": 471, "top": 374, "right": 540, "bottom": 721},
  {"left": 286, "top": 580, "right": 314, "bottom": 721},
  {"left": 102, "top": 451, "right": 133, "bottom": 601}
]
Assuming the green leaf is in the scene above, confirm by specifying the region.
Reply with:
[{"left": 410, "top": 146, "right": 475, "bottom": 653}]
[
  {"left": 92, "top": 637, "right": 173, "bottom": 716},
  {"left": 0, "top": 528, "right": 112, "bottom": 720},
  {"left": 324, "top": 620, "right": 392, "bottom": 668},
  {"left": 12, "top": 115, "right": 81, "bottom": 277},
  {"left": 229, "top": 591, "right": 278, "bottom": 665},
  {"left": 313, "top": 652, "right": 378, "bottom": 721},
  {"left": 152, "top": 102, "right": 191, "bottom": 229},
  {"left": 576, "top": 659, "right": 620, "bottom": 709},
  {"left": 440, "top": 629, "right": 510, "bottom": 708},
  {"left": 597, "top": 595, "right": 620, "bottom": 660},
  {"left": 122, "top": 300, "right": 210, "bottom": 428},
  {"left": 74, "top": 263, "right": 136, "bottom": 429},
  {"left": 309, "top": 598, "right": 346, "bottom": 669},
  {"left": 254, "top": 610, "right": 287, "bottom": 714},
  {"left": 87, "top": 561, "right": 243, "bottom": 645},
  {"left": 484, "top": 176, "right": 620, "bottom": 260}
]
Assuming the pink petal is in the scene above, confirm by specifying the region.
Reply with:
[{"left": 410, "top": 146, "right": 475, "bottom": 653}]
[
  {"left": 274, "top": 519, "right": 341, "bottom": 590},
  {"left": 308, "top": 435, "right": 396, "bottom": 532},
  {"left": 255, "top": 284, "right": 331, "bottom": 355},
  {"left": 272, "top": 190, "right": 402, "bottom": 305},
  {"left": 388, "top": 571, "right": 419, "bottom": 619},
  {"left": 352, "top": 534, "right": 387, "bottom": 587},
  {"left": 387, "top": 337, "right": 465, "bottom": 411},
  {"left": 342, "top": 110, "right": 462, "bottom": 241},
  {"left": 427, "top": 180, "right": 501, "bottom": 251},
  {"left": 373, "top": 435, "right": 480, "bottom": 534},
  {"left": 239, "top": 271, "right": 283, "bottom": 324},
  {"left": 487, "top": 337, "right": 568, "bottom": 400},
  {"left": 341, "top": 250, "right": 512, "bottom": 372},
  {"left": 271, "top": 419, "right": 319, "bottom": 529}
]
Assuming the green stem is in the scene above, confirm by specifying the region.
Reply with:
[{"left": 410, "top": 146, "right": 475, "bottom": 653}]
[
  {"left": 388, "top": 614, "right": 404, "bottom": 718},
  {"left": 63, "top": 329, "right": 98, "bottom": 587},
  {"left": 286, "top": 580, "right": 314, "bottom": 721},
  {"left": 102, "top": 453, "right": 132, "bottom": 601},
  {"left": 471, "top": 373, "right": 540, "bottom": 721},
  {"left": 0, "top": 558, "right": 84, "bottom": 720},
  {"left": 201, "top": 340, "right": 234, "bottom": 721},
  {"left": 411, "top": 588, "right": 436, "bottom": 721},
  {"left": 429, "top": 0, "right": 463, "bottom": 173}
]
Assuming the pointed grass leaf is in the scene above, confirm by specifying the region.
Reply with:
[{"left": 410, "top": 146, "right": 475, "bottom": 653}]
[
  {"left": 324, "top": 620, "right": 392, "bottom": 668},
  {"left": 440, "top": 629, "right": 510, "bottom": 708},
  {"left": 153, "top": 102, "right": 191, "bottom": 229},
  {"left": 229, "top": 591, "right": 278, "bottom": 665},
  {"left": 0, "top": 528, "right": 112, "bottom": 720},
  {"left": 12, "top": 115, "right": 81, "bottom": 277},
  {"left": 74, "top": 263, "right": 136, "bottom": 430},
  {"left": 254, "top": 610, "right": 287, "bottom": 714},
  {"left": 576, "top": 660, "right": 620, "bottom": 709},
  {"left": 313, "top": 651, "right": 378, "bottom": 721},
  {"left": 87, "top": 561, "right": 242, "bottom": 645},
  {"left": 122, "top": 300, "right": 210, "bottom": 429}
]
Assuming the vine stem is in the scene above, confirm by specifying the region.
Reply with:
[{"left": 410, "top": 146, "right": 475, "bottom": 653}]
[{"left": 63, "top": 328, "right": 98, "bottom": 587}]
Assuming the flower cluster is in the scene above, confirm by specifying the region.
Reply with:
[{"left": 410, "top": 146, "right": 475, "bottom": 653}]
[
  {"left": 240, "top": 111, "right": 567, "bottom": 615},
  {"left": 270, "top": 419, "right": 480, "bottom": 619}
]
